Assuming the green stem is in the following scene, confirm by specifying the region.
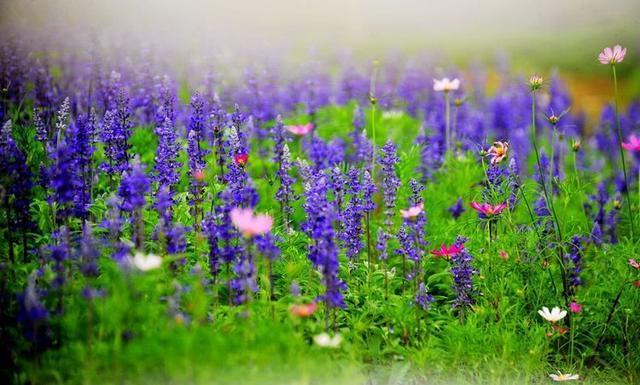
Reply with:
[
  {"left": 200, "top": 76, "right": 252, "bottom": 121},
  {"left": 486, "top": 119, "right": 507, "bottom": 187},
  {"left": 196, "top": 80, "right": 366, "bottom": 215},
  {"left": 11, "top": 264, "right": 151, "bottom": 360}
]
[
  {"left": 612, "top": 65, "right": 635, "bottom": 239},
  {"left": 445, "top": 92, "right": 451, "bottom": 153},
  {"left": 531, "top": 94, "right": 563, "bottom": 243},
  {"left": 531, "top": 91, "right": 569, "bottom": 306},
  {"left": 573, "top": 151, "right": 591, "bottom": 228},
  {"left": 370, "top": 62, "right": 379, "bottom": 181}
]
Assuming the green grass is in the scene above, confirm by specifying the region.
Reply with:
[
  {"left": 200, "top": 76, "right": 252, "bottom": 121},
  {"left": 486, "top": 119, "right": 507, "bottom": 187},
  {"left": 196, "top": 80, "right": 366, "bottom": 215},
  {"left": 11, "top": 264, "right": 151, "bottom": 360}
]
[{"left": 6, "top": 101, "right": 640, "bottom": 385}]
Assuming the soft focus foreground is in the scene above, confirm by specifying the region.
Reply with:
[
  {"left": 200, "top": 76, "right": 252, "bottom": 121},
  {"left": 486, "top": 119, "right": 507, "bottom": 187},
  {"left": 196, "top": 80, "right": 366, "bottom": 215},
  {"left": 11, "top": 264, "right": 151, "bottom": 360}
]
[{"left": 1, "top": 3, "right": 640, "bottom": 385}]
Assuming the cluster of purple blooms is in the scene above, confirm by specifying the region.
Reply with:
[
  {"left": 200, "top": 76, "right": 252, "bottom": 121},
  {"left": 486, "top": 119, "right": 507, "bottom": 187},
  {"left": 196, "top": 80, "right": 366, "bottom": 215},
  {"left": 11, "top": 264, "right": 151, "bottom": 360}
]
[{"left": 2, "top": 39, "right": 640, "bottom": 361}]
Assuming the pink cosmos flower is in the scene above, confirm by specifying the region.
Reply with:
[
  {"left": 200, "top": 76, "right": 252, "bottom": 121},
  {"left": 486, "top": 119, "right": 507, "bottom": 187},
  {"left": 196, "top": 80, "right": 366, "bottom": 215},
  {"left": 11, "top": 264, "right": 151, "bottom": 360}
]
[
  {"left": 629, "top": 259, "right": 640, "bottom": 270},
  {"left": 622, "top": 135, "right": 640, "bottom": 152},
  {"left": 433, "top": 78, "right": 460, "bottom": 92},
  {"left": 290, "top": 302, "right": 318, "bottom": 318},
  {"left": 400, "top": 202, "right": 424, "bottom": 219},
  {"left": 470, "top": 202, "right": 507, "bottom": 217},
  {"left": 430, "top": 243, "right": 464, "bottom": 259},
  {"left": 486, "top": 141, "right": 509, "bottom": 165},
  {"left": 286, "top": 123, "right": 314, "bottom": 136},
  {"left": 598, "top": 45, "right": 627, "bottom": 65},
  {"left": 193, "top": 169, "right": 205, "bottom": 182},
  {"left": 230, "top": 207, "right": 273, "bottom": 237},
  {"left": 569, "top": 302, "right": 583, "bottom": 314}
]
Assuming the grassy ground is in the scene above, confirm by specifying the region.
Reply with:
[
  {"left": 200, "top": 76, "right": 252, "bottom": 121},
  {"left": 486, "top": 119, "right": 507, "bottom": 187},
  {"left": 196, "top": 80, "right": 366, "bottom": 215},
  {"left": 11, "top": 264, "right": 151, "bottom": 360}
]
[{"left": 8, "top": 102, "right": 640, "bottom": 385}]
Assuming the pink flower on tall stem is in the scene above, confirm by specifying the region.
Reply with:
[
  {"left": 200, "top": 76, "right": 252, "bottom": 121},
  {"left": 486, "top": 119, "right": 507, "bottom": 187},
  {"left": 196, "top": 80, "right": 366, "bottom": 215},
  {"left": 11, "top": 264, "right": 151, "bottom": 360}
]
[
  {"left": 430, "top": 243, "right": 464, "bottom": 259},
  {"left": 230, "top": 207, "right": 273, "bottom": 237},
  {"left": 598, "top": 45, "right": 627, "bottom": 65},
  {"left": 470, "top": 202, "right": 507, "bottom": 217},
  {"left": 622, "top": 135, "right": 640, "bottom": 152},
  {"left": 433, "top": 78, "right": 460, "bottom": 92},
  {"left": 400, "top": 202, "right": 424, "bottom": 219},
  {"left": 486, "top": 141, "right": 509, "bottom": 165},
  {"left": 286, "top": 123, "right": 314, "bottom": 136}
]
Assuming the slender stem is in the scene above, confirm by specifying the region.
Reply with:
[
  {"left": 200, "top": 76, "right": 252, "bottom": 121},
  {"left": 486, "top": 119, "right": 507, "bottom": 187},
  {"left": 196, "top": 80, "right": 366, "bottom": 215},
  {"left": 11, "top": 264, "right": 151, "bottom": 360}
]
[
  {"left": 612, "top": 65, "right": 635, "bottom": 239},
  {"left": 550, "top": 128, "right": 556, "bottom": 194},
  {"left": 593, "top": 281, "right": 626, "bottom": 355},
  {"left": 445, "top": 92, "right": 451, "bottom": 153},
  {"left": 531, "top": 92, "right": 570, "bottom": 306},
  {"left": 531, "top": 94, "right": 563, "bottom": 243},
  {"left": 370, "top": 61, "right": 379, "bottom": 180},
  {"left": 573, "top": 150, "right": 591, "bottom": 228},
  {"left": 570, "top": 310, "right": 575, "bottom": 366},
  {"left": 268, "top": 258, "right": 274, "bottom": 320}
]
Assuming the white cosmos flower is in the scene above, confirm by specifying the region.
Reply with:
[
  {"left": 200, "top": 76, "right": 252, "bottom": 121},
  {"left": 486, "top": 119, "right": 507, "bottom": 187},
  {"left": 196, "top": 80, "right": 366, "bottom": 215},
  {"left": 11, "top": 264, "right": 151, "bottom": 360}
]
[
  {"left": 549, "top": 372, "right": 579, "bottom": 381},
  {"left": 538, "top": 306, "right": 567, "bottom": 323},
  {"left": 132, "top": 252, "right": 162, "bottom": 271},
  {"left": 313, "top": 333, "right": 342, "bottom": 348},
  {"left": 433, "top": 78, "right": 460, "bottom": 92}
]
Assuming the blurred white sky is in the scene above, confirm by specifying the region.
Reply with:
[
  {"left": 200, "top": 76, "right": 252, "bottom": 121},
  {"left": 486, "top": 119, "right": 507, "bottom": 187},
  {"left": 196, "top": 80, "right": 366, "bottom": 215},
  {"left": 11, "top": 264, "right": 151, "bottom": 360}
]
[{"left": 1, "top": 0, "right": 638, "bottom": 57}]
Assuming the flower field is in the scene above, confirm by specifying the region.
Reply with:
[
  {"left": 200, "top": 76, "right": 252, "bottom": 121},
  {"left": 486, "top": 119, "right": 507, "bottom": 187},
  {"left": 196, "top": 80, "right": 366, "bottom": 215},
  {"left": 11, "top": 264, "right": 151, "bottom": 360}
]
[{"left": 1, "top": 15, "right": 640, "bottom": 384}]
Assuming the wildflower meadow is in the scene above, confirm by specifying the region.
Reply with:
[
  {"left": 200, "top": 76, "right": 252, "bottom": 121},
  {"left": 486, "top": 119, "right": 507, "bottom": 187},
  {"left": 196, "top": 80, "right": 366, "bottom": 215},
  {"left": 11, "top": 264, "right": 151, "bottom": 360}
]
[{"left": 1, "top": 2, "right": 640, "bottom": 384}]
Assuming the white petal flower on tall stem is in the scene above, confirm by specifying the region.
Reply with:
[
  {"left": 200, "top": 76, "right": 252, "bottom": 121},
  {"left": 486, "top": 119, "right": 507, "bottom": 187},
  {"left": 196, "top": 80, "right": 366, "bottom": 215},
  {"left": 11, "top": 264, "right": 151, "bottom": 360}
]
[{"left": 538, "top": 306, "right": 567, "bottom": 323}]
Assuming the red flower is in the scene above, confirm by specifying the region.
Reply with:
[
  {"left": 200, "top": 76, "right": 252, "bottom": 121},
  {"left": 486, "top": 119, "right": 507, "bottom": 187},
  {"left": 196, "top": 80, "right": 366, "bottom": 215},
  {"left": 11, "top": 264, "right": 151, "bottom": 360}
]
[
  {"left": 234, "top": 153, "right": 249, "bottom": 167},
  {"left": 430, "top": 243, "right": 464, "bottom": 259}
]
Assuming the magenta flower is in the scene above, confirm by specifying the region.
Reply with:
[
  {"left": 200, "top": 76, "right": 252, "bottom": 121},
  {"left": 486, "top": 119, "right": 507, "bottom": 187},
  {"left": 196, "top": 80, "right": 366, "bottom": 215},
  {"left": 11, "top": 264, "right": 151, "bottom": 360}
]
[
  {"left": 629, "top": 259, "right": 640, "bottom": 270},
  {"left": 430, "top": 243, "right": 464, "bottom": 259},
  {"left": 470, "top": 202, "right": 507, "bottom": 217},
  {"left": 400, "top": 202, "right": 424, "bottom": 219},
  {"left": 598, "top": 45, "right": 627, "bottom": 65},
  {"left": 230, "top": 207, "right": 273, "bottom": 237},
  {"left": 286, "top": 123, "right": 313, "bottom": 136},
  {"left": 569, "top": 302, "right": 583, "bottom": 314},
  {"left": 486, "top": 141, "right": 509, "bottom": 165},
  {"left": 621, "top": 134, "right": 640, "bottom": 152}
]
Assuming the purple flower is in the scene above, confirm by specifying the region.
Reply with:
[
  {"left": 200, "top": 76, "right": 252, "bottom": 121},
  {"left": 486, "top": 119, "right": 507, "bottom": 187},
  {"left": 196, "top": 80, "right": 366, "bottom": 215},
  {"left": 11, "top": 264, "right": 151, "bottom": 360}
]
[
  {"left": 340, "top": 168, "right": 365, "bottom": 260},
  {"left": 154, "top": 185, "right": 186, "bottom": 255},
  {"left": 349, "top": 106, "right": 372, "bottom": 166},
  {"left": 155, "top": 116, "right": 181, "bottom": 189},
  {"left": 450, "top": 236, "right": 479, "bottom": 311},
  {"left": 565, "top": 236, "right": 584, "bottom": 292},
  {"left": 100, "top": 89, "right": 132, "bottom": 177},
  {"left": 300, "top": 161, "right": 346, "bottom": 309},
  {"left": 119, "top": 157, "right": 150, "bottom": 212},
  {"left": 80, "top": 222, "right": 100, "bottom": 277},
  {"left": 448, "top": 198, "right": 465, "bottom": 219},
  {"left": 100, "top": 195, "right": 124, "bottom": 242},
  {"left": 273, "top": 116, "right": 295, "bottom": 229},
  {"left": 68, "top": 112, "right": 97, "bottom": 219},
  {"left": 118, "top": 156, "right": 150, "bottom": 250},
  {"left": 415, "top": 282, "right": 435, "bottom": 310},
  {"left": 17, "top": 272, "right": 51, "bottom": 345},
  {"left": 379, "top": 140, "right": 400, "bottom": 227}
]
